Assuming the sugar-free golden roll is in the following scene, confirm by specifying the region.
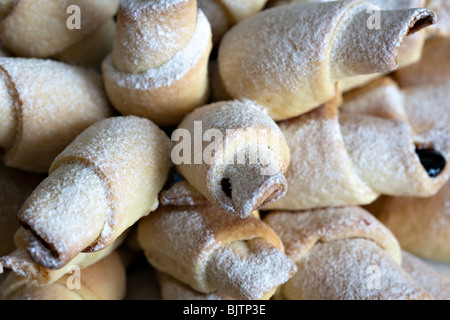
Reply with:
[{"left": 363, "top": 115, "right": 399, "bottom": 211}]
[
  {"left": 0, "top": 251, "right": 126, "bottom": 300},
  {"left": 401, "top": 251, "right": 450, "bottom": 300},
  {"left": 16, "top": 116, "right": 172, "bottom": 270},
  {"left": 102, "top": 0, "right": 213, "bottom": 127},
  {"left": 137, "top": 181, "right": 296, "bottom": 300},
  {"left": 0, "top": 228, "right": 125, "bottom": 287},
  {"left": 0, "top": 0, "right": 119, "bottom": 58},
  {"left": 0, "top": 165, "right": 44, "bottom": 258},
  {"left": 0, "top": 57, "right": 113, "bottom": 173},
  {"left": 174, "top": 99, "right": 290, "bottom": 218},
  {"left": 265, "top": 97, "right": 450, "bottom": 211},
  {"left": 264, "top": 207, "right": 433, "bottom": 300},
  {"left": 217, "top": 0, "right": 436, "bottom": 121}
]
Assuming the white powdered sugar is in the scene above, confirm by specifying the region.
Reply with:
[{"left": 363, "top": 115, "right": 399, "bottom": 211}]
[
  {"left": 103, "top": 9, "right": 211, "bottom": 89},
  {"left": 120, "top": 0, "right": 188, "bottom": 17}
]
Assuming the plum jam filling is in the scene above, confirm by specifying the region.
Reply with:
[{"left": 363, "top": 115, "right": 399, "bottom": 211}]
[{"left": 415, "top": 148, "right": 446, "bottom": 178}]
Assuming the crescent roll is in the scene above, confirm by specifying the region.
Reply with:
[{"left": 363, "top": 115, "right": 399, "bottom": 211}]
[
  {"left": 174, "top": 99, "right": 290, "bottom": 218},
  {"left": 217, "top": 0, "right": 437, "bottom": 121},
  {"left": 16, "top": 116, "right": 172, "bottom": 270},
  {"left": 264, "top": 207, "right": 434, "bottom": 300},
  {"left": 198, "top": 0, "right": 268, "bottom": 45},
  {"left": 102, "top": 0, "right": 213, "bottom": 127},
  {"left": 0, "top": 228, "right": 125, "bottom": 287},
  {"left": 0, "top": 57, "right": 113, "bottom": 173},
  {"left": 266, "top": 97, "right": 450, "bottom": 211},
  {"left": 0, "top": 251, "right": 126, "bottom": 300},
  {"left": 137, "top": 181, "right": 296, "bottom": 300},
  {"left": 0, "top": 0, "right": 119, "bottom": 58},
  {"left": 401, "top": 251, "right": 450, "bottom": 300}
]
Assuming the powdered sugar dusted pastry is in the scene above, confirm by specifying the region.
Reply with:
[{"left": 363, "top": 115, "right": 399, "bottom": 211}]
[
  {"left": 53, "top": 18, "right": 117, "bottom": 69},
  {"left": 198, "top": 0, "right": 268, "bottom": 45},
  {"left": 16, "top": 116, "right": 172, "bottom": 270},
  {"left": 264, "top": 207, "right": 433, "bottom": 300},
  {"left": 0, "top": 228, "right": 125, "bottom": 287},
  {"left": 0, "top": 251, "right": 126, "bottom": 300},
  {"left": 158, "top": 271, "right": 234, "bottom": 300},
  {"left": 378, "top": 182, "right": 450, "bottom": 262},
  {"left": 0, "top": 0, "right": 119, "bottom": 58},
  {"left": 393, "top": 36, "right": 450, "bottom": 88},
  {"left": 265, "top": 97, "right": 450, "bottom": 211},
  {"left": 217, "top": 0, "right": 437, "bottom": 121},
  {"left": 401, "top": 251, "right": 450, "bottom": 300},
  {"left": 102, "top": 0, "right": 213, "bottom": 127},
  {"left": 174, "top": 99, "right": 290, "bottom": 218},
  {"left": 137, "top": 181, "right": 296, "bottom": 300},
  {"left": 0, "top": 57, "right": 113, "bottom": 173},
  {"left": 341, "top": 76, "right": 450, "bottom": 134},
  {"left": 0, "top": 165, "right": 44, "bottom": 258}
]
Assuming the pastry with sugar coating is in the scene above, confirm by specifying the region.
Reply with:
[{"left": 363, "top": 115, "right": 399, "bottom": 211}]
[
  {"left": 0, "top": 228, "right": 126, "bottom": 287},
  {"left": 102, "top": 0, "right": 213, "bottom": 127},
  {"left": 16, "top": 116, "right": 172, "bottom": 270},
  {"left": 265, "top": 97, "right": 450, "bottom": 211},
  {"left": 0, "top": 251, "right": 126, "bottom": 300},
  {"left": 137, "top": 181, "right": 297, "bottom": 300},
  {"left": 217, "top": 0, "right": 437, "bottom": 121},
  {"left": 0, "top": 0, "right": 119, "bottom": 59},
  {"left": 401, "top": 251, "right": 450, "bottom": 300},
  {"left": 264, "top": 207, "right": 434, "bottom": 300},
  {"left": 198, "top": 0, "right": 268, "bottom": 45},
  {"left": 174, "top": 99, "right": 290, "bottom": 218},
  {"left": 0, "top": 57, "right": 113, "bottom": 173}
]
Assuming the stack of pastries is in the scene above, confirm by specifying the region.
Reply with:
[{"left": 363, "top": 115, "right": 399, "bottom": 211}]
[{"left": 0, "top": 0, "right": 449, "bottom": 301}]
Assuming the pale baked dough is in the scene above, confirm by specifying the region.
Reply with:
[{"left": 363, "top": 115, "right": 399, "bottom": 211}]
[
  {"left": 137, "top": 181, "right": 296, "bottom": 300},
  {"left": 217, "top": 0, "right": 436, "bottom": 121},
  {"left": 175, "top": 99, "right": 290, "bottom": 218},
  {"left": 264, "top": 207, "right": 434, "bottom": 300},
  {"left": 0, "top": 251, "right": 126, "bottom": 300},
  {"left": 0, "top": 57, "right": 113, "bottom": 173},
  {"left": 16, "top": 116, "right": 172, "bottom": 270},
  {"left": 265, "top": 97, "right": 450, "bottom": 211},
  {"left": 0, "top": 0, "right": 119, "bottom": 58},
  {"left": 102, "top": 0, "right": 213, "bottom": 127}
]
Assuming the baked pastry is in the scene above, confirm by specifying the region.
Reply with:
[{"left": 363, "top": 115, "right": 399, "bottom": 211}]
[
  {"left": 102, "top": 0, "right": 213, "bottom": 127},
  {"left": 53, "top": 18, "right": 117, "bottom": 69},
  {"left": 16, "top": 116, "right": 172, "bottom": 270},
  {"left": 217, "top": 0, "right": 437, "bottom": 121},
  {"left": 137, "top": 181, "right": 297, "bottom": 300},
  {"left": 341, "top": 76, "right": 450, "bottom": 134},
  {"left": 393, "top": 36, "right": 450, "bottom": 88},
  {"left": 0, "top": 228, "right": 125, "bottom": 287},
  {"left": 0, "top": 251, "right": 126, "bottom": 300},
  {"left": 158, "top": 271, "right": 233, "bottom": 300},
  {"left": 0, "top": 57, "right": 113, "bottom": 173},
  {"left": 401, "top": 251, "right": 450, "bottom": 300},
  {"left": 174, "top": 99, "right": 290, "bottom": 218},
  {"left": 264, "top": 207, "right": 434, "bottom": 300},
  {"left": 341, "top": 76, "right": 450, "bottom": 262},
  {"left": 198, "top": 0, "right": 268, "bottom": 45},
  {"left": 265, "top": 97, "right": 450, "bottom": 211},
  {"left": 0, "top": 164, "right": 44, "bottom": 258},
  {"left": 0, "top": 0, "right": 119, "bottom": 59}
]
